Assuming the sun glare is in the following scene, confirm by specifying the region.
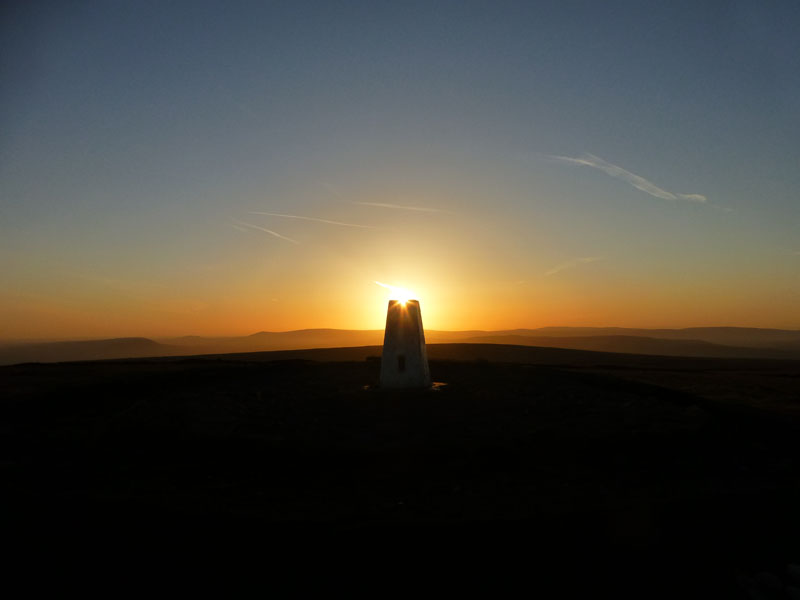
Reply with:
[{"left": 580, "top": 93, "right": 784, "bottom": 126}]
[{"left": 375, "top": 281, "right": 416, "bottom": 304}]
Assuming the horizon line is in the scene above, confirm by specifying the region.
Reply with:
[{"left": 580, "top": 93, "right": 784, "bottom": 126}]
[{"left": 4, "top": 323, "right": 800, "bottom": 344}]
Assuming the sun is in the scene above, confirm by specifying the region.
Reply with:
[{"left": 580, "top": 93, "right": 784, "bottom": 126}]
[
  {"left": 374, "top": 281, "right": 416, "bottom": 304},
  {"left": 394, "top": 289, "right": 412, "bottom": 305}
]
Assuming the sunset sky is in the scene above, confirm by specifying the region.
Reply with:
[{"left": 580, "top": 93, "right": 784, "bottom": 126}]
[{"left": 2, "top": 1, "right": 799, "bottom": 340}]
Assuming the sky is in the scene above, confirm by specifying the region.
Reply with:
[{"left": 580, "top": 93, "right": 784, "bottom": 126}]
[{"left": 2, "top": 0, "right": 799, "bottom": 340}]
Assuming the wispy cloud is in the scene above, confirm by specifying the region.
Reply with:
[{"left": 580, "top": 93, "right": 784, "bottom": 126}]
[
  {"left": 353, "top": 201, "right": 450, "bottom": 213},
  {"left": 545, "top": 256, "right": 604, "bottom": 276},
  {"left": 550, "top": 153, "right": 707, "bottom": 203},
  {"left": 231, "top": 219, "right": 300, "bottom": 244},
  {"left": 677, "top": 193, "right": 707, "bottom": 203},
  {"left": 249, "top": 211, "right": 374, "bottom": 229}
]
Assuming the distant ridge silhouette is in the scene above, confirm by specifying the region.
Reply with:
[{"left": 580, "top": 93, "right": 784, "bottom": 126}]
[
  {"left": 0, "top": 337, "right": 177, "bottom": 364},
  {"left": 1, "top": 327, "right": 799, "bottom": 365},
  {"left": 456, "top": 334, "right": 794, "bottom": 359}
]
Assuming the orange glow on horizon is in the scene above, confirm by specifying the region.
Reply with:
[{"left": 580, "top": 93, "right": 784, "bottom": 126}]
[{"left": 3, "top": 227, "right": 799, "bottom": 341}]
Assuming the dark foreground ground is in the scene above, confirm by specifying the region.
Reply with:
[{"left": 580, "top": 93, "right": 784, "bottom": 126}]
[{"left": 2, "top": 344, "right": 799, "bottom": 596}]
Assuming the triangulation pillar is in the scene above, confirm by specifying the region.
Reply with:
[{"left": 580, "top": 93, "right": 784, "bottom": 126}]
[{"left": 380, "top": 299, "right": 431, "bottom": 388}]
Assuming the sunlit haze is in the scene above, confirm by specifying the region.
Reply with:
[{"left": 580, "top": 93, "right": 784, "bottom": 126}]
[
  {"left": 375, "top": 282, "right": 417, "bottom": 305},
  {"left": 2, "top": 2, "right": 799, "bottom": 340}
]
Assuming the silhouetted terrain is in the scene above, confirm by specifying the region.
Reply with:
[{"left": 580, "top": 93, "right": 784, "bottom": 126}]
[
  {"left": 0, "top": 336, "right": 179, "bottom": 364},
  {"left": 3, "top": 326, "right": 800, "bottom": 365},
  {"left": 2, "top": 343, "right": 798, "bottom": 596},
  {"left": 459, "top": 334, "right": 798, "bottom": 359},
  {"left": 514, "top": 326, "right": 800, "bottom": 347}
]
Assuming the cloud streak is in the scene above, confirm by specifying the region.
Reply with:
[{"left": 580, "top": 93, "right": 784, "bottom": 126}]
[
  {"left": 551, "top": 153, "right": 706, "bottom": 203},
  {"left": 545, "top": 256, "right": 604, "bottom": 276},
  {"left": 249, "top": 211, "right": 375, "bottom": 229},
  {"left": 353, "top": 201, "right": 450, "bottom": 213},
  {"left": 231, "top": 219, "right": 300, "bottom": 244}
]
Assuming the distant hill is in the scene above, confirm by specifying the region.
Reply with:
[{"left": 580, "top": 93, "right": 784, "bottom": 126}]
[
  {"left": 246, "top": 329, "right": 383, "bottom": 349},
  {"left": 2, "top": 326, "right": 799, "bottom": 365},
  {"left": 0, "top": 337, "right": 178, "bottom": 365},
  {"left": 457, "top": 334, "right": 797, "bottom": 359},
  {"left": 498, "top": 327, "right": 800, "bottom": 348},
  {"left": 160, "top": 329, "right": 385, "bottom": 355}
]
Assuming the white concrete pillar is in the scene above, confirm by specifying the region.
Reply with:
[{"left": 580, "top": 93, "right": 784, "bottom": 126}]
[{"left": 380, "top": 299, "right": 431, "bottom": 388}]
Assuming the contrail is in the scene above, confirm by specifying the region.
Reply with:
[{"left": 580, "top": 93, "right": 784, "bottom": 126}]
[
  {"left": 231, "top": 219, "right": 300, "bottom": 244},
  {"left": 550, "top": 153, "right": 707, "bottom": 203},
  {"left": 545, "top": 256, "right": 603, "bottom": 276},
  {"left": 249, "top": 211, "right": 375, "bottom": 229},
  {"left": 374, "top": 281, "right": 396, "bottom": 291},
  {"left": 353, "top": 201, "right": 450, "bottom": 213}
]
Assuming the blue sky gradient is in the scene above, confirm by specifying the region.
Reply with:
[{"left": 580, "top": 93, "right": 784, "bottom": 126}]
[{"left": 2, "top": 1, "right": 799, "bottom": 338}]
